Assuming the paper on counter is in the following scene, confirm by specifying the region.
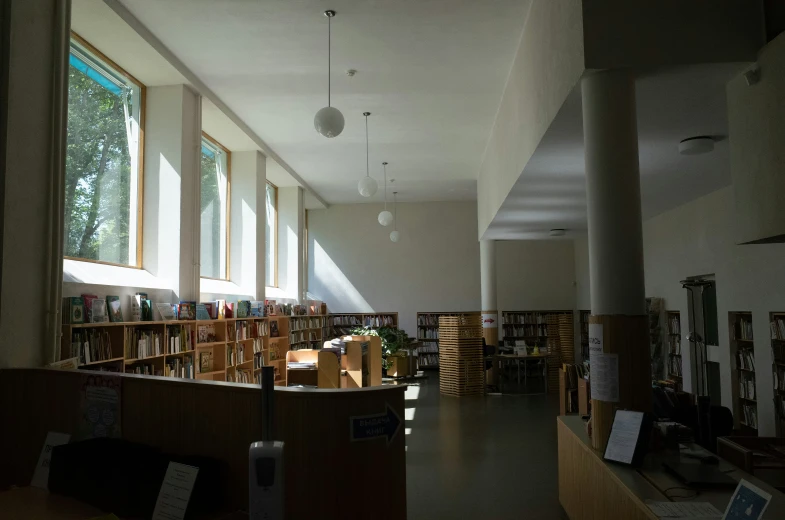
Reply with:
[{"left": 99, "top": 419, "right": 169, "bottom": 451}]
[
  {"left": 152, "top": 462, "right": 199, "bottom": 520},
  {"left": 646, "top": 501, "right": 722, "bottom": 518},
  {"left": 604, "top": 410, "right": 643, "bottom": 464}
]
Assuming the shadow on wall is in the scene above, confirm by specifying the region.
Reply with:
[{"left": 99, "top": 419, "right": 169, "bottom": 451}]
[{"left": 311, "top": 240, "right": 373, "bottom": 313}]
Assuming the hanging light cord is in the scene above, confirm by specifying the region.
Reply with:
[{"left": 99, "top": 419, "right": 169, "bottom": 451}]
[
  {"left": 327, "top": 14, "right": 331, "bottom": 107},
  {"left": 383, "top": 163, "right": 388, "bottom": 209},
  {"left": 365, "top": 114, "right": 370, "bottom": 178}
]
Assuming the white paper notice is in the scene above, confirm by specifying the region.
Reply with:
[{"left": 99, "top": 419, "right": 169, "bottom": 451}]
[
  {"left": 31, "top": 431, "right": 71, "bottom": 489},
  {"left": 647, "top": 501, "right": 722, "bottom": 518},
  {"left": 481, "top": 313, "right": 498, "bottom": 329},
  {"left": 588, "top": 323, "right": 619, "bottom": 402},
  {"left": 152, "top": 462, "right": 199, "bottom": 520},
  {"left": 604, "top": 410, "right": 643, "bottom": 464}
]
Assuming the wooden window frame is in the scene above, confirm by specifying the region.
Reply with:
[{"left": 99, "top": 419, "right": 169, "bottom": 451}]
[
  {"left": 64, "top": 32, "right": 145, "bottom": 269},
  {"left": 200, "top": 131, "right": 232, "bottom": 281}
]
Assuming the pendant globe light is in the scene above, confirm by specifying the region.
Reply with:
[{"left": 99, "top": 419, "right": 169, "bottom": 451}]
[
  {"left": 390, "top": 192, "right": 401, "bottom": 242},
  {"left": 357, "top": 112, "right": 378, "bottom": 197},
  {"left": 378, "top": 162, "right": 393, "bottom": 226},
  {"left": 313, "top": 10, "right": 344, "bottom": 138}
]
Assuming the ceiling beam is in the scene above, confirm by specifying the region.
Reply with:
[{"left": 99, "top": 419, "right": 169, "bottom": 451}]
[{"left": 103, "top": 0, "right": 330, "bottom": 209}]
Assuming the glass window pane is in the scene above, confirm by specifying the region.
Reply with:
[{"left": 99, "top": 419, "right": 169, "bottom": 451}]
[
  {"left": 64, "top": 40, "right": 141, "bottom": 266},
  {"left": 200, "top": 137, "right": 229, "bottom": 279},
  {"left": 265, "top": 183, "right": 276, "bottom": 286}
]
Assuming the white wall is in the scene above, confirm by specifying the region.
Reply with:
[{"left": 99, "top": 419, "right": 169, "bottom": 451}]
[
  {"left": 496, "top": 240, "right": 576, "bottom": 311},
  {"left": 307, "top": 202, "right": 481, "bottom": 338},
  {"left": 574, "top": 186, "right": 785, "bottom": 435}
]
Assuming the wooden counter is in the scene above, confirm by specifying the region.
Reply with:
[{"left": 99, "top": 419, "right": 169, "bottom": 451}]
[
  {"left": 0, "top": 369, "right": 406, "bottom": 520},
  {"left": 558, "top": 415, "right": 785, "bottom": 519}
]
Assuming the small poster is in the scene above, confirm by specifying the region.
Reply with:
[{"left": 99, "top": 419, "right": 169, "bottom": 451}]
[
  {"left": 481, "top": 313, "right": 498, "bottom": 329},
  {"left": 589, "top": 323, "right": 619, "bottom": 402},
  {"left": 31, "top": 431, "right": 71, "bottom": 489},
  {"left": 79, "top": 374, "right": 121, "bottom": 440},
  {"left": 722, "top": 479, "right": 771, "bottom": 520}
]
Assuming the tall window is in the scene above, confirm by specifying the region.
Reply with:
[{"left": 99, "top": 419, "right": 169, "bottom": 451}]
[
  {"left": 265, "top": 182, "right": 277, "bottom": 286},
  {"left": 200, "top": 134, "right": 230, "bottom": 279},
  {"left": 64, "top": 34, "right": 143, "bottom": 266}
]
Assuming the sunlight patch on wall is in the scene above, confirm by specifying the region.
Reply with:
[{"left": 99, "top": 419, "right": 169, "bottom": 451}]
[{"left": 312, "top": 240, "right": 372, "bottom": 312}]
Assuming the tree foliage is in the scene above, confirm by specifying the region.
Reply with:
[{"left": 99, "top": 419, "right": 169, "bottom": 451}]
[{"left": 64, "top": 65, "right": 133, "bottom": 264}]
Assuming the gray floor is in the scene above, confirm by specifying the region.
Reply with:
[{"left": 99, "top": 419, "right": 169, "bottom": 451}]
[{"left": 405, "top": 373, "right": 568, "bottom": 520}]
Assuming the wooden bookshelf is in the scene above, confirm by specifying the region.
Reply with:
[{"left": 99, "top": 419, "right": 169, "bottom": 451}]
[
  {"left": 327, "top": 312, "right": 398, "bottom": 337},
  {"left": 289, "top": 315, "right": 327, "bottom": 351},
  {"left": 61, "top": 317, "right": 271, "bottom": 384},
  {"left": 666, "top": 311, "right": 682, "bottom": 390},
  {"left": 579, "top": 310, "right": 590, "bottom": 362},
  {"left": 771, "top": 312, "right": 785, "bottom": 438},
  {"left": 416, "top": 311, "right": 480, "bottom": 369},
  {"left": 267, "top": 316, "right": 291, "bottom": 386},
  {"left": 502, "top": 310, "right": 573, "bottom": 394},
  {"left": 729, "top": 311, "right": 758, "bottom": 434}
]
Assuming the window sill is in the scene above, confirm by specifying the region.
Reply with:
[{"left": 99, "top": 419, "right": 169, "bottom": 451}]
[
  {"left": 63, "top": 258, "right": 172, "bottom": 289},
  {"left": 200, "top": 278, "right": 253, "bottom": 299}
]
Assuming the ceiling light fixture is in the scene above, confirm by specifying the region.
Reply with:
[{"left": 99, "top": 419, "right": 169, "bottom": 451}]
[
  {"left": 678, "top": 136, "right": 714, "bottom": 156},
  {"left": 549, "top": 229, "right": 566, "bottom": 237},
  {"left": 390, "top": 192, "right": 400, "bottom": 242},
  {"left": 358, "top": 112, "right": 378, "bottom": 197},
  {"left": 313, "top": 10, "right": 344, "bottom": 138},
  {"left": 378, "top": 163, "right": 393, "bottom": 226}
]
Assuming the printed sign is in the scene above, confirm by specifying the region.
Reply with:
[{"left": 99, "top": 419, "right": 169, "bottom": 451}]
[
  {"left": 31, "top": 431, "right": 71, "bottom": 489},
  {"left": 152, "top": 462, "right": 199, "bottom": 520},
  {"left": 350, "top": 403, "right": 401, "bottom": 446},
  {"left": 481, "top": 313, "right": 498, "bottom": 329},
  {"left": 588, "top": 323, "right": 619, "bottom": 402},
  {"left": 79, "top": 374, "right": 121, "bottom": 439}
]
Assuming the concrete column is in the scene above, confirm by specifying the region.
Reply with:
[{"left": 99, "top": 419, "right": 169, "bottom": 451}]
[
  {"left": 277, "top": 186, "right": 304, "bottom": 302},
  {"left": 143, "top": 85, "right": 201, "bottom": 301},
  {"left": 230, "top": 151, "right": 265, "bottom": 298},
  {"left": 582, "top": 69, "right": 651, "bottom": 451},
  {"left": 253, "top": 152, "right": 267, "bottom": 301},
  {"left": 480, "top": 239, "right": 499, "bottom": 346},
  {"left": 0, "top": 0, "right": 70, "bottom": 367}
]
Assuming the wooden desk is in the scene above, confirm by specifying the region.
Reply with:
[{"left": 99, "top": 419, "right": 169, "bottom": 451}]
[
  {"left": 558, "top": 415, "right": 785, "bottom": 519},
  {"left": 494, "top": 354, "right": 548, "bottom": 394}
]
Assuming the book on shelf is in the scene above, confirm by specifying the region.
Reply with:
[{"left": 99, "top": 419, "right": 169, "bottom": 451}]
[
  {"left": 165, "top": 355, "right": 194, "bottom": 379},
  {"left": 236, "top": 300, "right": 251, "bottom": 318},
  {"left": 178, "top": 301, "right": 196, "bottom": 321},
  {"left": 771, "top": 318, "right": 785, "bottom": 340},
  {"left": 156, "top": 303, "right": 176, "bottom": 321},
  {"left": 196, "top": 304, "right": 211, "bottom": 320},
  {"left": 197, "top": 324, "right": 216, "bottom": 343},
  {"left": 62, "top": 297, "right": 85, "bottom": 325},
  {"left": 81, "top": 294, "right": 98, "bottom": 323},
  {"left": 270, "top": 321, "right": 279, "bottom": 338},
  {"left": 250, "top": 301, "right": 264, "bottom": 317},
  {"left": 742, "top": 403, "right": 758, "bottom": 429},
  {"left": 199, "top": 350, "right": 214, "bottom": 373},
  {"left": 236, "top": 368, "right": 252, "bottom": 384},
  {"left": 124, "top": 328, "right": 163, "bottom": 359},
  {"left": 734, "top": 318, "right": 754, "bottom": 341},
  {"left": 126, "top": 363, "right": 162, "bottom": 376},
  {"left": 737, "top": 349, "right": 756, "bottom": 371},
  {"left": 214, "top": 299, "right": 226, "bottom": 319},
  {"left": 70, "top": 328, "right": 112, "bottom": 365},
  {"left": 166, "top": 324, "right": 193, "bottom": 354},
  {"left": 739, "top": 372, "right": 757, "bottom": 400},
  {"left": 106, "top": 296, "right": 123, "bottom": 322}
]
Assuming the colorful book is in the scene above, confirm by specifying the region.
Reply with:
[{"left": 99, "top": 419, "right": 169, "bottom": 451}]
[
  {"left": 225, "top": 302, "right": 234, "bottom": 319},
  {"left": 204, "top": 302, "right": 216, "bottom": 319},
  {"left": 91, "top": 299, "right": 107, "bottom": 323},
  {"left": 270, "top": 321, "right": 279, "bottom": 338},
  {"left": 250, "top": 301, "right": 265, "bottom": 317},
  {"left": 237, "top": 300, "right": 251, "bottom": 318},
  {"left": 215, "top": 299, "right": 226, "bottom": 319},
  {"left": 131, "top": 295, "right": 142, "bottom": 322},
  {"left": 199, "top": 351, "right": 214, "bottom": 373},
  {"left": 178, "top": 301, "right": 196, "bottom": 321},
  {"left": 196, "top": 304, "right": 211, "bottom": 321},
  {"left": 141, "top": 299, "right": 153, "bottom": 321},
  {"left": 81, "top": 294, "right": 98, "bottom": 323},
  {"left": 106, "top": 296, "right": 123, "bottom": 322}
]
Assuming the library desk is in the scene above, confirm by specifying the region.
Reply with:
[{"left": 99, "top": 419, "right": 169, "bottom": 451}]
[
  {"left": 493, "top": 354, "right": 548, "bottom": 394},
  {"left": 557, "top": 415, "right": 785, "bottom": 519}
]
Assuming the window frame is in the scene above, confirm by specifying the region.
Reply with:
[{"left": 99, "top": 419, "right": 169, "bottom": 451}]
[
  {"left": 266, "top": 180, "right": 278, "bottom": 288},
  {"left": 64, "top": 32, "right": 146, "bottom": 269},
  {"left": 199, "top": 131, "right": 232, "bottom": 281}
]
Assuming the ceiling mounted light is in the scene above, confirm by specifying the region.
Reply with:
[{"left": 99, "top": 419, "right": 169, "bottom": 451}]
[
  {"left": 378, "top": 163, "right": 393, "bottom": 226},
  {"left": 390, "top": 192, "right": 400, "bottom": 243},
  {"left": 679, "top": 136, "right": 714, "bottom": 156},
  {"left": 358, "top": 112, "right": 378, "bottom": 197},
  {"left": 549, "top": 229, "right": 566, "bottom": 237},
  {"left": 313, "top": 10, "right": 344, "bottom": 138}
]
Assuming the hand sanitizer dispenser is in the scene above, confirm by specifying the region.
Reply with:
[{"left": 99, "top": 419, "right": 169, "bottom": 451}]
[{"left": 249, "top": 366, "right": 284, "bottom": 519}]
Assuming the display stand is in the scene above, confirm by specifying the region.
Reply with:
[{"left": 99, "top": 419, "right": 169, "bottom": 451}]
[{"left": 438, "top": 314, "right": 484, "bottom": 397}]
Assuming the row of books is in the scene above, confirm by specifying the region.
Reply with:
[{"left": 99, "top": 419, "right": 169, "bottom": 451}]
[
  {"left": 668, "top": 355, "right": 683, "bottom": 377},
  {"left": 254, "top": 354, "right": 264, "bottom": 370},
  {"left": 771, "top": 318, "right": 785, "bottom": 340},
  {"left": 503, "top": 325, "right": 548, "bottom": 338},
  {"left": 668, "top": 316, "right": 681, "bottom": 334},
  {"left": 197, "top": 324, "right": 218, "bottom": 344},
  {"left": 289, "top": 317, "right": 326, "bottom": 331},
  {"left": 503, "top": 313, "right": 547, "bottom": 325},
  {"left": 737, "top": 348, "right": 756, "bottom": 371},
  {"left": 331, "top": 316, "right": 362, "bottom": 327},
  {"left": 232, "top": 320, "right": 268, "bottom": 340},
  {"left": 774, "top": 367, "right": 785, "bottom": 391},
  {"left": 419, "top": 353, "right": 439, "bottom": 367},
  {"left": 229, "top": 368, "right": 252, "bottom": 384},
  {"left": 364, "top": 315, "right": 395, "bottom": 327},
  {"left": 418, "top": 314, "right": 446, "bottom": 326},
  {"left": 125, "top": 329, "right": 163, "bottom": 360},
  {"left": 164, "top": 356, "right": 194, "bottom": 379},
  {"left": 738, "top": 372, "right": 757, "bottom": 400},
  {"left": 289, "top": 331, "right": 307, "bottom": 344},
  {"left": 70, "top": 329, "right": 113, "bottom": 365},
  {"left": 62, "top": 295, "right": 121, "bottom": 324},
  {"left": 418, "top": 329, "right": 439, "bottom": 340},
  {"left": 227, "top": 344, "right": 246, "bottom": 366},
  {"left": 126, "top": 363, "right": 162, "bottom": 376},
  {"left": 166, "top": 325, "right": 193, "bottom": 354},
  {"left": 418, "top": 344, "right": 439, "bottom": 354},
  {"left": 734, "top": 318, "right": 754, "bottom": 341},
  {"left": 741, "top": 403, "right": 758, "bottom": 429}
]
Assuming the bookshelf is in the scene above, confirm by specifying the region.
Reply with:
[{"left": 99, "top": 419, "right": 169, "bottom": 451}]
[
  {"left": 729, "top": 311, "right": 758, "bottom": 434},
  {"left": 579, "top": 310, "right": 590, "bottom": 361},
  {"left": 289, "top": 315, "right": 327, "bottom": 351},
  {"left": 416, "top": 312, "right": 479, "bottom": 369},
  {"left": 267, "top": 316, "right": 291, "bottom": 386},
  {"left": 502, "top": 310, "right": 573, "bottom": 394},
  {"left": 328, "top": 312, "right": 398, "bottom": 337},
  {"left": 771, "top": 312, "right": 785, "bottom": 437},
  {"left": 666, "top": 311, "right": 682, "bottom": 390},
  {"left": 61, "top": 317, "right": 271, "bottom": 384}
]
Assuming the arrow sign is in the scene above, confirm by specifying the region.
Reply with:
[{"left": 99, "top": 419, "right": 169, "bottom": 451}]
[{"left": 350, "top": 403, "right": 401, "bottom": 446}]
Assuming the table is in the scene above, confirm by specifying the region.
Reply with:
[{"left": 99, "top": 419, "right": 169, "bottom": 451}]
[
  {"left": 493, "top": 354, "right": 549, "bottom": 394},
  {"left": 557, "top": 415, "right": 785, "bottom": 519}
]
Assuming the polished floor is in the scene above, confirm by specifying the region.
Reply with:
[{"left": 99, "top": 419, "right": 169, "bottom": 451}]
[{"left": 405, "top": 373, "right": 568, "bottom": 520}]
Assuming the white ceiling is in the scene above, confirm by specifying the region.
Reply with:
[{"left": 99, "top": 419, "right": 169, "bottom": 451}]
[
  {"left": 115, "top": 0, "right": 532, "bottom": 205},
  {"left": 485, "top": 63, "right": 747, "bottom": 240}
]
